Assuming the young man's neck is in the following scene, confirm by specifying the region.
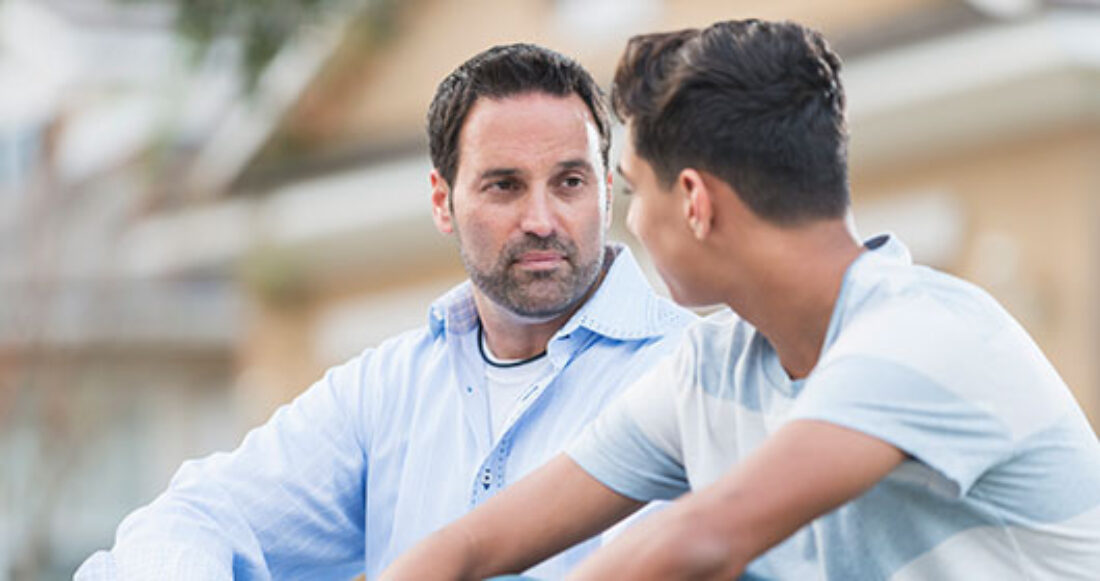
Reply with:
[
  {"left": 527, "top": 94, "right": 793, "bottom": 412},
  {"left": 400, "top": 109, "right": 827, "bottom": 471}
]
[{"left": 724, "top": 218, "right": 863, "bottom": 380}]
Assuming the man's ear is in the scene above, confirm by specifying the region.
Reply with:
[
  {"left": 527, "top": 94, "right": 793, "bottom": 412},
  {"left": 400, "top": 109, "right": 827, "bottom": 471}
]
[
  {"left": 430, "top": 170, "right": 453, "bottom": 235},
  {"left": 678, "top": 168, "right": 713, "bottom": 240},
  {"left": 603, "top": 171, "right": 614, "bottom": 228}
]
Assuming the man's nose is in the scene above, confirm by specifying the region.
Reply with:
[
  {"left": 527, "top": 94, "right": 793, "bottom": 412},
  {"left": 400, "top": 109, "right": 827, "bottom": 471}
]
[{"left": 520, "top": 189, "right": 555, "bottom": 238}]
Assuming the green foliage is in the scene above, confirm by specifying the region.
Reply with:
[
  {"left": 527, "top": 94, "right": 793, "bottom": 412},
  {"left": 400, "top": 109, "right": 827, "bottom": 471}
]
[
  {"left": 123, "top": 0, "right": 396, "bottom": 91},
  {"left": 178, "top": 0, "right": 335, "bottom": 86}
]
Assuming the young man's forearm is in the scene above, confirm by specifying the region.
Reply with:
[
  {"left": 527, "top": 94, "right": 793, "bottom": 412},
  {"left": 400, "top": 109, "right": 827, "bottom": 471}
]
[
  {"left": 570, "top": 420, "right": 905, "bottom": 580},
  {"left": 382, "top": 455, "right": 644, "bottom": 580},
  {"left": 567, "top": 494, "right": 749, "bottom": 580},
  {"left": 380, "top": 524, "right": 485, "bottom": 581}
]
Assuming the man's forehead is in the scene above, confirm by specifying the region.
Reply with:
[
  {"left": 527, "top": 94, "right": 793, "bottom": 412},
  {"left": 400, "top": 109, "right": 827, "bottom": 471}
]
[
  {"left": 462, "top": 92, "right": 595, "bottom": 135},
  {"left": 456, "top": 92, "right": 602, "bottom": 177}
]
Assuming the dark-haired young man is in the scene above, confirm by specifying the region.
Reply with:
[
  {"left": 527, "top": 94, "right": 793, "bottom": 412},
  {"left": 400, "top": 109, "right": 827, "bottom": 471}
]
[
  {"left": 382, "top": 20, "right": 1100, "bottom": 580},
  {"left": 75, "top": 44, "right": 693, "bottom": 580}
]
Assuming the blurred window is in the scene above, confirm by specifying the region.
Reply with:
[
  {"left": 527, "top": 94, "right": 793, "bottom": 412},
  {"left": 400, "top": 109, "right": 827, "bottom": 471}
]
[{"left": 0, "top": 123, "right": 39, "bottom": 193}]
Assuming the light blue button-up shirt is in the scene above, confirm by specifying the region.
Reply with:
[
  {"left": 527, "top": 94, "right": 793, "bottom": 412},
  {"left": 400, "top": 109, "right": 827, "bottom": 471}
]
[{"left": 76, "top": 245, "right": 694, "bottom": 580}]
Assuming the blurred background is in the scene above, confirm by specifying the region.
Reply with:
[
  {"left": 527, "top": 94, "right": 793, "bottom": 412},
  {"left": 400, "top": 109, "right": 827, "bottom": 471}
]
[{"left": 0, "top": 0, "right": 1097, "bottom": 578}]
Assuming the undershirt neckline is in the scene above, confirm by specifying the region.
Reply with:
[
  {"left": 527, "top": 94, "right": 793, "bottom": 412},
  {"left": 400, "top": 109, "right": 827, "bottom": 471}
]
[{"left": 478, "top": 324, "right": 548, "bottom": 368}]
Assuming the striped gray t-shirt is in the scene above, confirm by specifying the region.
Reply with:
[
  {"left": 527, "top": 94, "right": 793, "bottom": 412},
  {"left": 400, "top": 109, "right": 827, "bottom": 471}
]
[{"left": 568, "top": 234, "right": 1100, "bottom": 580}]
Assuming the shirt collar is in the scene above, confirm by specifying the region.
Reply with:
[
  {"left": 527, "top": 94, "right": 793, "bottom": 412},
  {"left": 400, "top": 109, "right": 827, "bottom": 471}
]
[
  {"left": 861, "top": 231, "right": 912, "bottom": 266},
  {"left": 428, "top": 243, "right": 689, "bottom": 341},
  {"left": 820, "top": 231, "right": 912, "bottom": 349}
]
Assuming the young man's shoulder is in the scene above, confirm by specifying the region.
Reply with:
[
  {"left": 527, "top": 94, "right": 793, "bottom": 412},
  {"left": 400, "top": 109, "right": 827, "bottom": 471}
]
[
  {"left": 815, "top": 259, "right": 1079, "bottom": 442},
  {"left": 831, "top": 260, "right": 1023, "bottom": 362}
]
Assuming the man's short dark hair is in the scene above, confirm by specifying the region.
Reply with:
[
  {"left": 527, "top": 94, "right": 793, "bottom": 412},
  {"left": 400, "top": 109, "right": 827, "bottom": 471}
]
[
  {"left": 427, "top": 43, "right": 611, "bottom": 188},
  {"left": 612, "top": 19, "right": 850, "bottom": 224}
]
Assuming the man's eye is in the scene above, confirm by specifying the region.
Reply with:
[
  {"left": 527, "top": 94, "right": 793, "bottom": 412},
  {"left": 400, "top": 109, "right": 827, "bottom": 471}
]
[
  {"left": 562, "top": 176, "right": 585, "bottom": 188},
  {"left": 487, "top": 179, "right": 517, "bottom": 192}
]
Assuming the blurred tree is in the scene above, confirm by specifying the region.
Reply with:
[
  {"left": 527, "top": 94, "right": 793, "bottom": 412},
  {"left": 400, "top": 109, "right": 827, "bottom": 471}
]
[{"left": 123, "top": 0, "right": 397, "bottom": 90}]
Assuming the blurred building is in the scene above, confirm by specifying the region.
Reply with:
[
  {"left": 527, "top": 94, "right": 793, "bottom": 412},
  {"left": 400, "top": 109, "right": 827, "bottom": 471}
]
[
  {"left": 1, "top": 0, "right": 1097, "bottom": 578},
  {"left": 179, "top": 0, "right": 1100, "bottom": 432},
  {"left": 0, "top": 0, "right": 245, "bottom": 577}
]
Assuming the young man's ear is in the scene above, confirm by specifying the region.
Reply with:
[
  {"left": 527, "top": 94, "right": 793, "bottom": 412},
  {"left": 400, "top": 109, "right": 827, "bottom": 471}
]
[
  {"left": 430, "top": 170, "right": 454, "bottom": 234},
  {"left": 678, "top": 168, "right": 713, "bottom": 240}
]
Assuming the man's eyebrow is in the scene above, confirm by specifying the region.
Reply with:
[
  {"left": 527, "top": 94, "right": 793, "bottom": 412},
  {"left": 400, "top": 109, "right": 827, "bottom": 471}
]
[
  {"left": 557, "top": 159, "right": 595, "bottom": 173},
  {"left": 477, "top": 168, "right": 522, "bottom": 181}
]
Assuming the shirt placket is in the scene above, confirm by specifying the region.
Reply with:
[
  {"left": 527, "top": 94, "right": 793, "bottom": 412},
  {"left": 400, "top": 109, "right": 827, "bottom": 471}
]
[
  {"left": 467, "top": 334, "right": 579, "bottom": 508},
  {"left": 468, "top": 373, "right": 554, "bottom": 508}
]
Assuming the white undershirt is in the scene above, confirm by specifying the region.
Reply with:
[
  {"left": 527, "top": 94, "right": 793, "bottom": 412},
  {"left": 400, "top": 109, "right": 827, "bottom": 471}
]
[{"left": 480, "top": 331, "right": 552, "bottom": 441}]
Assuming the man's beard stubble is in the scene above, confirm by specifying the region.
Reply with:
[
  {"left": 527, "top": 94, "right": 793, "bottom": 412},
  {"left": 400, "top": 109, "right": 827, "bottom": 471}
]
[{"left": 459, "top": 232, "right": 605, "bottom": 320}]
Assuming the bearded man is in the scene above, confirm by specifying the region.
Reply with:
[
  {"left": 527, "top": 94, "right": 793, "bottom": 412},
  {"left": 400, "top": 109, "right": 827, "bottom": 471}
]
[{"left": 76, "top": 43, "right": 693, "bottom": 580}]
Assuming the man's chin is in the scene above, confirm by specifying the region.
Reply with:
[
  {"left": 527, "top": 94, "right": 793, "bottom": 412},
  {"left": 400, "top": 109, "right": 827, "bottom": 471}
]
[
  {"left": 508, "top": 296, "right": 574, "bottom": 320},
  {"left": 499, "top": 283, "right": 584, "bottom": 320},
  {"left": 510, "top": 262, "right": 570, "bottom": 281}
]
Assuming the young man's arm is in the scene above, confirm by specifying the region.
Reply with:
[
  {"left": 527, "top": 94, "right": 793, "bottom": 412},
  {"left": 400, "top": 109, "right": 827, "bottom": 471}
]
[
  {"left": 379, "top": 455, "right": 644, "bottom": 580},
  {"left": 567, "top": 419, "right": 905, "bottom": 580}
]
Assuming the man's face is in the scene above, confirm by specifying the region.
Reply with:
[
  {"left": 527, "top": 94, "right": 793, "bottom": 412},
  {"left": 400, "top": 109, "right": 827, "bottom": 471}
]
[{"left": 431, "top": 92, "right": 610, "bottom": 319}]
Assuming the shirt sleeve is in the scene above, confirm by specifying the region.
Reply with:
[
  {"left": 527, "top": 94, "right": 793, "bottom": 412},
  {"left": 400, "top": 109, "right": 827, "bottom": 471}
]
[
  {"left": 788, "top": 354, "right": 1015, "bottom": 498},
  {"left": 566, "top": 344, "right": 691, "bottom": 502},
  {"left": 75, "top": 354, "right": 372, "bottom": 580}
]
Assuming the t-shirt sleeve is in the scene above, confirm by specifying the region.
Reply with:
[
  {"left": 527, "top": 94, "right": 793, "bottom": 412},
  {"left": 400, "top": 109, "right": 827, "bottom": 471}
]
[
  {"left": 566, "top": 346, "right": 692, "bottom": 502},
  {"left": 788, "top": 354, "right": 1015, "bottom": 497}
]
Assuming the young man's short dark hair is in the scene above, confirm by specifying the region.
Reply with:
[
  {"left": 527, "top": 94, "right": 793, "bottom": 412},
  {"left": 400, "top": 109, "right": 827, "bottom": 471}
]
[
  {"left": 612, "top": 19, "right": 850, "bottom": 224},
  {"left": 427, "top": 43, "right": 612, "bottom": 188}
]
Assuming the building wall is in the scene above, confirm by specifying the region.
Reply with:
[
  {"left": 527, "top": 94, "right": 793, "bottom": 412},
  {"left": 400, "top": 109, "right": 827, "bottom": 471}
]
[
  {"left": 290, "top": 0, "right": 948, "bottom": 147},
  {"left": 236, "top": 254, "right": 467, "bottom": 420},
  {"left": 1, "top": 349, "right": 237, "bottom": 578}
]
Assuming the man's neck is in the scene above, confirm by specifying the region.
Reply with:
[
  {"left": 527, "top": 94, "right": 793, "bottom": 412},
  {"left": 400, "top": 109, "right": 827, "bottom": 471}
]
[
  {"left": 724, "top": 220, "right": 863, "bottom": 380},
  {"left": 476, "top": 253, "right": 612, "bottom": 361}
]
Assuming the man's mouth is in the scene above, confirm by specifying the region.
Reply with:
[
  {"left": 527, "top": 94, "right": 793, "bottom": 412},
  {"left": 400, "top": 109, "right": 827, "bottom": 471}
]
[{"left": 514, "top": 251, "right": 567, "bottom": 271}]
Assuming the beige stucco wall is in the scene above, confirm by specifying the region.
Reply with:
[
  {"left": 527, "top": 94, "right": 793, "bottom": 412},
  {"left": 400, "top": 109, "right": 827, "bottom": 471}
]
[
  {"left": 237, "top": 256, "right": 466, "bottom": 421},
  {"left": 293, "top": 0, "right": 948, "bottom": 146}
]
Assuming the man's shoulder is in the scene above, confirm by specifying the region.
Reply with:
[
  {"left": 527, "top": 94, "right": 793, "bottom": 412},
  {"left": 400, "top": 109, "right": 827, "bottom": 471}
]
[
  {"left": 336, "top": 324, "right": 447, "bottom": 380},
  {"left": 629, "top": 308, "right": 762, "bottom": 399}
]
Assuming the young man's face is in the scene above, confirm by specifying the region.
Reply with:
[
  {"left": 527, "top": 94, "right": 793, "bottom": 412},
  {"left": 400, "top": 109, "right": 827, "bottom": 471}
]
[
  {"left": 432, "top": 92, "right": 610, "bottom": 319},
  {"left": 619, "top": 127, "right": 703, "bottom": 306}
]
